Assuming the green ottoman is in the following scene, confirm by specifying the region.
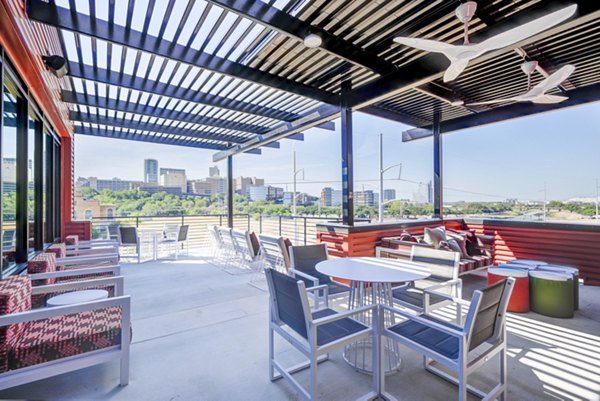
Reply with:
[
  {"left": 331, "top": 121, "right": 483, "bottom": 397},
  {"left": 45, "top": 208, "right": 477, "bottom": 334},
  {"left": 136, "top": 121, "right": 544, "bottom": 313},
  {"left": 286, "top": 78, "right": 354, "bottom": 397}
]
[
  {"left": 529, "top": 271, "right": 574, "bottom": 318},
  {"left": 536, "top": 264, "right": 579, "bottom": 310}
]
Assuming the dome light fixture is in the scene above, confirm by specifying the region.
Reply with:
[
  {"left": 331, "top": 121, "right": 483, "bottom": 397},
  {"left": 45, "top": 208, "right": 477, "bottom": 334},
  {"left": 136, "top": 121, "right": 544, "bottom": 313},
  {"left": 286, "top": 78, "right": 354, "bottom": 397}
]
[{"left": 303, "top": 33, "right": 322, "bottom": 48}]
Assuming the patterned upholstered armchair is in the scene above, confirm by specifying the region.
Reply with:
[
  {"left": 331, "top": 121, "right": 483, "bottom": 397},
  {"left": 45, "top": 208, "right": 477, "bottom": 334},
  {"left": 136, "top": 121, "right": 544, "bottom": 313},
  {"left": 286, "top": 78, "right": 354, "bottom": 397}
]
[
  {"left": 27, "top": 252, "right": 121, "bottom": 308},
  {"left": 0, "top": 275, "right": 131, "bottom": 390}
]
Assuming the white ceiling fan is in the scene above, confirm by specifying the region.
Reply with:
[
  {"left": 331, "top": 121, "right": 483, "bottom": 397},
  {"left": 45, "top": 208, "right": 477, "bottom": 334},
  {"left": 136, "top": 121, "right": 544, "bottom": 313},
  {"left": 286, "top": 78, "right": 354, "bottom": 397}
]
[
  {"left": 393, "top": 2, "right": 577, "bottom": 82},
  {"left": 458, "top": 62, "right": 575, "bottom": 106}
]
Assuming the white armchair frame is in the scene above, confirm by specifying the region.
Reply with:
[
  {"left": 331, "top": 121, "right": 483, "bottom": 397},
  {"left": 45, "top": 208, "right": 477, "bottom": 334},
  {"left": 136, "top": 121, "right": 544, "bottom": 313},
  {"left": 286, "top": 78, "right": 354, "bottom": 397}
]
[
  {"left": 0, "top": 279, "right": 131, "bottom": 390},
  {"left": 379, "top": 278, "right": 515, "bottom": 401}
]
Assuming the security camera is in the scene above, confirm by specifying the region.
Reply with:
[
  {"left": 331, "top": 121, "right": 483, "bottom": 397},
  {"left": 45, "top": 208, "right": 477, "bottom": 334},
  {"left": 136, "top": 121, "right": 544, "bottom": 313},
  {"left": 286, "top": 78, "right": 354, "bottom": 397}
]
[{"left": 42, "top": 55, "right": 68, "bottom": 78}]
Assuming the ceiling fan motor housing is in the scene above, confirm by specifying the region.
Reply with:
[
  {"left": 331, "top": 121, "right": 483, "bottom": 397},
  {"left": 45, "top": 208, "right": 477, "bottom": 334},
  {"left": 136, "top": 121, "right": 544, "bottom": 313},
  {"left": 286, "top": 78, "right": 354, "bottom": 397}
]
[{"left": 455, "top": 1, "right": 478, "bottom": 23}]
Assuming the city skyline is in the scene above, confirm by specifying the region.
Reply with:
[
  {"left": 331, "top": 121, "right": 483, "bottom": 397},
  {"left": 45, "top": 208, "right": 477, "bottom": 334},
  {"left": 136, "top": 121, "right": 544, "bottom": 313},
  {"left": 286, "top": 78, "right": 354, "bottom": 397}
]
[{"left": 74, "top": 103, "right": 600, "bottom": 203}]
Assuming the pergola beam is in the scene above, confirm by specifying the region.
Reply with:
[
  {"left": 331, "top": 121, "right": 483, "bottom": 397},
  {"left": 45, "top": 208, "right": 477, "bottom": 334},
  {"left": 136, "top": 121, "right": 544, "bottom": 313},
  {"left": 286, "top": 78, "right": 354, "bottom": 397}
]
[
  {"left": 26, "top": 0, "right": 338, "bottom": 104},
  {"left": 65, "top": 63, "right": 336, "bottom": 132},
  {"left": 70, "top": 112, "right": 247, "bottom": 144},
  {"left": 205, "top": 0, "right": 396, "bottom": 76},
  {"left": 63, "top": 91, "right": 268, "bottom": 134},
  {"left": 74, "top": 126, "right": 228, "bottom": 150},
  {"left": 213, "top": 104, "right": 339, "bottom": 162},
  {"left": 402, "top": 82, "right": 600, "bottom": 141}
]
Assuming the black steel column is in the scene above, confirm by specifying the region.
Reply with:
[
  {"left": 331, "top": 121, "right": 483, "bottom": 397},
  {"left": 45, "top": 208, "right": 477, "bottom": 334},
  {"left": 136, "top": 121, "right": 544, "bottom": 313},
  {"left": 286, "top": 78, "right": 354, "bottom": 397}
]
[
  {"left": 15, "top": 96, "right": 28, "bottom": 263},
  {"left": 340, "top": 81, "right": 354, "bottom": 226},
  {"left": 33, "top": 119, "right": 43, "bottom": 250},
  {"left": 227, "top": 155, "right": 233, "bottom": 228},
  {"left": 433, "top": 110, "right": 443, "bottom": 219},
  {"left": 45, "top": 134, "right": 54, "bottom": 242},
  {"left": 0, "top": 58, "right": 3, "bottom": 276}
]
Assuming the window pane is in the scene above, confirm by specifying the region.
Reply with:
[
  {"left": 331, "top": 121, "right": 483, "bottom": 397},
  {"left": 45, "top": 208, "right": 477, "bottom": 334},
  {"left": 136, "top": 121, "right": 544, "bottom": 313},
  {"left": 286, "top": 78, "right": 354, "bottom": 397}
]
[
  {"left": 42, "top": 131, "right": 47, "bottom": 243},
  {"left": 2, "top": 84, "right": 18, "bottom": 269},
  {"left": 28, "top": 112, "right": 36, "bottom": 253}
]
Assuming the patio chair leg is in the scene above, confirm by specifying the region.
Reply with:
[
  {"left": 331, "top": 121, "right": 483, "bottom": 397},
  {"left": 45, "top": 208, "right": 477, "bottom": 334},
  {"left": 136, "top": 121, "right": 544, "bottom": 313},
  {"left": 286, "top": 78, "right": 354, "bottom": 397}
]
[
  {"left": 458, "top": 369, "right": 467, "bottom": 401},
  {"left": 500, "top": 345, "right": 507, "bottom": 401},
  {"left": 269, "top": 326, "right": 276, "bottom": 381},
  {"left": 120, "top": 353, "right": 130, "bottom": 386},
  {"left": 309, "top": 356, "right": 318, "bottom": 401}
]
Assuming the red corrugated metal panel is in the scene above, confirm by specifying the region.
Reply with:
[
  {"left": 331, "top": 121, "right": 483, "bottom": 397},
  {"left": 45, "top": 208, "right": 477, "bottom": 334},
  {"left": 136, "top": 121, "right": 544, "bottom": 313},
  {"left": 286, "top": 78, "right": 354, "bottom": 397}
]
[{"left": 467, "top": 222, "right": 600, "bottom": 285}]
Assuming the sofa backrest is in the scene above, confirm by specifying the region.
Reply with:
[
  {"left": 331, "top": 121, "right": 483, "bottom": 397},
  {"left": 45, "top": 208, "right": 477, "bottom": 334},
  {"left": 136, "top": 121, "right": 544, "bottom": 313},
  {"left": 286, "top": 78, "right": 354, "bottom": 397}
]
[
  {"left": 27, "top": 253, "right": 57, "bottom": 285},
  {"left": 0, "top": 276, "right": 32, "bottom": 372},
  {"left": 410, "top": 246, "right": 460, "bottom": 281}
]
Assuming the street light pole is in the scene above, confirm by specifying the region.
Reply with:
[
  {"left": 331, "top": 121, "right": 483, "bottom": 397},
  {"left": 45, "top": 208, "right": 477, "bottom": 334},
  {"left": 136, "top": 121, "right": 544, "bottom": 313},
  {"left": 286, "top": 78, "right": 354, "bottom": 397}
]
[
  {"left": 596, "top": 178, "right": 599, "bottom": 221},
  {"left": 292, "top": 151, "right": 304, "bottom": 241},
  {"left": 378, "top": 133, "right": 402, "bottom": 223}
]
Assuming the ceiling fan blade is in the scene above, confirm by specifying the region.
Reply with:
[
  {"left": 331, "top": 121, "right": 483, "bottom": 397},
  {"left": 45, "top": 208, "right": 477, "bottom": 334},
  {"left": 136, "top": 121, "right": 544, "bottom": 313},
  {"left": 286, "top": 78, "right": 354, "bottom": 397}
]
[
  {"left": 464, "top": 98, "right": 516, "bottom": 106},
  {"left": 393, "top": 37, "right": 455, "bottom": 56},
  {"left": 526, "top": 64, "right": 576, "bottom": 97},
  {"left": 443, "top": 59, "right": 470, "bottom": 82},
  {"left": 478, "top": 5, "right": 577, "bottom": 52},
  {"left": 532, "top": 94, "right": 569, "bottom": 104}
]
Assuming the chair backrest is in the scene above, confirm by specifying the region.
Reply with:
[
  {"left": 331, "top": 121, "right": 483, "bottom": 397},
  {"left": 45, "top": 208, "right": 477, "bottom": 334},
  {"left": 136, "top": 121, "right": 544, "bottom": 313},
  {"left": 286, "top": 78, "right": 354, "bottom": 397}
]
[
  {"left": 218, "top": 227, "right": 234, "bottom": 247},
  {"left": 163, "top": 224, "right": 180, "bottom": 239},
  {"left": 289, "top": 244, "right": 330, "bottom": 284},
  {"left": 207, "top": 225, "right": 222, "bottom": 246},
  {"left": 119, "top": 227, "right": 138, "bottom": 246},
  {"left": 108, "top": 225, "right": 120, "bottom": 241},
  {"left": 464, "top": 278, "right": 515, "bottom": 352},
  {"left": 259, "top": 234, "right": 285, "bottom": 268},
  {"left": 178, "top": 225, "right": 189, "bottom": 242},
  {"left": 264, "top": 267, "right": 311, "bottom": 340},
  {"left": 410, "top": 246, "right": 460, "bottom": 281},
  {"left": 231, "top": 229, "right": 252, "bottom": 254}
]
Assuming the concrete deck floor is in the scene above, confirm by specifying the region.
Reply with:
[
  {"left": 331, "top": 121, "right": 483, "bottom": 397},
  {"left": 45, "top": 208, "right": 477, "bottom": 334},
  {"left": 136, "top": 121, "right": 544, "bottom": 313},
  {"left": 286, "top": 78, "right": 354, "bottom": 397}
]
[{"left": 1, "top": 255, "right": 599, "bottom": 401}]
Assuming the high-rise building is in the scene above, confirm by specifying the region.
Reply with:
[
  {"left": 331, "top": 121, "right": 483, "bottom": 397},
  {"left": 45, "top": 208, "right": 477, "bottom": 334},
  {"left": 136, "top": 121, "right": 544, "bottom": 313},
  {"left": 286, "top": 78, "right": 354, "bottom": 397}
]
[
  {"left": 235, "top": 176, "right": 264, "bottom": 196},
  {"left": 320, "top": 187, "right": 342, "bottom": 207},
  {"left": 144, "top": 159, "right": 159, "bottom": 183},
  {"left": 355, "top": 190, "right": 377, "bottom": 207},
  {"left": 248, "top": 185, "right": 268, "bottom": 201},
  {"left": 159, "top": 170, "right": 187, "bottom": 193},
  {"left": 209, "top": 165, "right": 220, "bottom": 177},
  {"left": 427, "top": 180, "right": 433, "bottom": 204},
  {"left": 383, "top": 189, "right": 396, "bottom": 202}
]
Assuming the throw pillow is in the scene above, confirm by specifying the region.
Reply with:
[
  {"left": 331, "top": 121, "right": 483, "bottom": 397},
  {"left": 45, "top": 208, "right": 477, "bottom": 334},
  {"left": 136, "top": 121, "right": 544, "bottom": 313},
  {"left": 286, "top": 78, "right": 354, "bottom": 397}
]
[
  {"left": 424, "top": 227, "right": 447, "bottom": 249},
  {"left": 446, "top": 233, "right": 469, "bottom": 258},
  {"left": 447, "top": 239, "right": 466, "bottom": 257},
  {"left": 399, "top": 231, "right": 417, "bottom": 242}
]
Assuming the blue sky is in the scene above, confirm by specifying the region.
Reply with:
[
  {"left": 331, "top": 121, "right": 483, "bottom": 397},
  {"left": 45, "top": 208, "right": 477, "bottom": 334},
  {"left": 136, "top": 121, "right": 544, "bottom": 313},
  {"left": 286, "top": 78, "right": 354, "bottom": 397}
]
[{"left": 75, "top": 101, "right": 600, "bottom": 202}]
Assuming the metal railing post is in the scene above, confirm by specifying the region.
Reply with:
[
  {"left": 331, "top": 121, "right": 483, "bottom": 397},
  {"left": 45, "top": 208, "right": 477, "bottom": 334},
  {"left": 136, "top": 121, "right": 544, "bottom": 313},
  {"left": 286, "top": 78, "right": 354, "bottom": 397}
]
[
  {"left": 259, "top": 215, "right": 262, "bottom": 233},
  {"left": 278, "top": 216, "right": 282, "bottom": 236},
  {"left": 219, "top": 215, "right": 223, "bottom": 226},
  {"left": 303, "top": 218, "right": 307, "bottom": 245},
  {"left": 135, "top": 216, "right": 139, "bottom": 228},
  {"left": 247, "top": 214, "right": 250, "bottom": 231}
]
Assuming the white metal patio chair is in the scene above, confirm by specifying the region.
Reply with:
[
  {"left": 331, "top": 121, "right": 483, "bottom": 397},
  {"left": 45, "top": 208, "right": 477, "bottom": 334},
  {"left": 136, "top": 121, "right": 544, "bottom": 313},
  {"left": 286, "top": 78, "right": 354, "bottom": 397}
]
[
  {"left": 158, "top": 225, "right": 189, "bottom": 259},
  {"left": 118, "top": 226, "right": 141, "bottom": 263},
  {"left": 265, "top": 268, "right": 379, "bottom": 401},
  {"left": 207, "top": 225, "right": 225, "bottom": 260},
  {"left": 230, "top": 229, "right": 262, "bottom": 273},
  {"left": 379, "top": 277, "right": 515, "bottom": 401},
  {"left": 217, "top": 227, "right": 237, "bottom": 269},
  {"left": 289, "top": 244, "right": 349, "bottom": 306},
  {"left": 392, "top": 246, "right": 463, "bottom": 321}
]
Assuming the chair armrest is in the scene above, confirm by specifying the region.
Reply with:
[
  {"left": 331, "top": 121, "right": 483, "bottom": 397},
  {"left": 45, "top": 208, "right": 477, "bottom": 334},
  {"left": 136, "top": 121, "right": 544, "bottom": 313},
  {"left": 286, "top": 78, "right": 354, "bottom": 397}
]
[
  {"left": 0, "top": 295, "right": 130, "bottom": 326},
  {"left": 312, "top": 304, "right": 377, "bottom": 327},
  {"left": 423, "top": 278, "right": 462, "bottom": 297},
  {"left": 288, "top": 269, "right": 319, "bottom": 287},
  {"left": 306, "top": 284, "right": 329, "bottom": 309},
  {"left": 29, "top": 265, "right": 121, "bottom": 280},
  {"left": 380, "top": 304, "right": 465, "bottom": 337},
  {"left": 32, "top": 276, "right": 125, "bottom": 297},
  {"left": 56, "top": 253, "right": 119, "bottom": 267}
]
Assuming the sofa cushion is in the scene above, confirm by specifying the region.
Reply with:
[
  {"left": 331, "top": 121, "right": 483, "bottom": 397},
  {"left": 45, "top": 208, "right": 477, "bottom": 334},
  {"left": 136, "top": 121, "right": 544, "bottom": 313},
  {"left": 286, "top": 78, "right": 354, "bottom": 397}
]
[
  {"left": 27, "top": 253, "right": 57, "bottom": 285},
  {"left": 448, "top": 229, "right": 478, "bottom": 255},
  {"left": 7, "top": 307, "right": 122, "bottom": 371},
  {"left": 47, "top": 243, "right": 67, "bottom": 258},
  {"left": 424, "top": 227, "right": 447, "bottom": 249},
  {"left": 65, "top": 235, "right": 79, "bottom": 246},
  {"left": 0, "top": 276, "right": 32, "bottom": 373},
  {"left": 248, "top": 232, "right": 261, "bottom": 257},
  {"left": 446, "top": 235, "right": 468, "bottom": 258}
]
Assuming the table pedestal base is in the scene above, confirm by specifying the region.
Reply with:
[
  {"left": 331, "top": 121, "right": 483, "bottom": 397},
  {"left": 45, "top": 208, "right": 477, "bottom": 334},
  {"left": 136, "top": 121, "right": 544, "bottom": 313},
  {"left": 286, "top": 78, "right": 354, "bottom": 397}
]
[{"left": 344, "top": 281, "right": 401, "bottom": 375}]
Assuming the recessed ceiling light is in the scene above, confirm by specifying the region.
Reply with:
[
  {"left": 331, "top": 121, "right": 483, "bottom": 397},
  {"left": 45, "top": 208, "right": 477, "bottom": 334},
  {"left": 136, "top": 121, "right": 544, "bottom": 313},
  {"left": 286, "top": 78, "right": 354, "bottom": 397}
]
[{"left": 303, "top": 33, "right": 322, "bottom": 48}]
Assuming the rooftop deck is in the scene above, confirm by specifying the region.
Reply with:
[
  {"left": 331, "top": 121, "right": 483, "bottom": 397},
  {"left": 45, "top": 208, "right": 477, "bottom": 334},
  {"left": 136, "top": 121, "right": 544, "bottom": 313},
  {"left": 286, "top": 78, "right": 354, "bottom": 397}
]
[{"left": 1, "top": 253, "right": 598, "bottom": 401}]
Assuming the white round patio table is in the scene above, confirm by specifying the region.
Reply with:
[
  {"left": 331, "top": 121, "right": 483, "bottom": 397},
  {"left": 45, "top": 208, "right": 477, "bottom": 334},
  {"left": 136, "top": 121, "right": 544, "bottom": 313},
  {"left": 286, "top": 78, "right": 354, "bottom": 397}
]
[
  {"left": 316, "top": 257, "right": 430, "bottom": 375},
  {"left": 46, "top": 289, "right": 109, "bottom": 307}
]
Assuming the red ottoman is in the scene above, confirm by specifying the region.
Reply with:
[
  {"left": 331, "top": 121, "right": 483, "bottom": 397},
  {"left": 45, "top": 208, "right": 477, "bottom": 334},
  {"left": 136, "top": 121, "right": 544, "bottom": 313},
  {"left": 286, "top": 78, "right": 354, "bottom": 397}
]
[{"left": 488, "top": 267, "right": 529, "bottom": 313}]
